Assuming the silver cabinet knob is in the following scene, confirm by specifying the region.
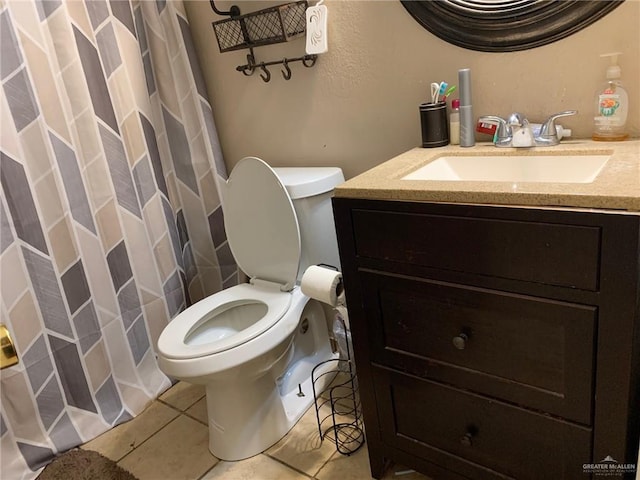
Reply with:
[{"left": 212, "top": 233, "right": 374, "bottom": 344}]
[
  {"left": 460, "top": 432, "right": 474, "bottom": 447},
  {"left": 452, "top": 333, "right": 468, "bottom": 350}
]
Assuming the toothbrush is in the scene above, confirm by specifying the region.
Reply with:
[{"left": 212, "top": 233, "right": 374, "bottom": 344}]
[
  {"left": 437, "top": 82, "right": 448, "bottom": 101},
  {"left": 442, "top": 85, "right": 457, "bottom": 102},
  {"left": 430, "top": 83, "right": 440, "bottom": 103}
]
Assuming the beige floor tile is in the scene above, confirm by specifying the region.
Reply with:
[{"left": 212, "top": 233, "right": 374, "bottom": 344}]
[
  {"left": 266, "top": 405, "right": 339, "bottom": 477},
  {"left": 185, "top": 397, "right": 208, "bottom": 425},
  {"left": 159, "top": 381, "right": 205, "bottom": 411},
  {"left": 118, "top": 415, "right": 218, "bottom": 480},
  {"left": 316, "top": 446, "right": 373, "bottom": 480},
  {"left": 81, "top": 401, "right": 180, "bottom": 461},
  {"left": 201, "top": 454, "right": 308, "bottom": 480}
]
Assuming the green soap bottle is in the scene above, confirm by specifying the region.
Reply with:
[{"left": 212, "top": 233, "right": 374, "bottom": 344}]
[{"left": 593, "top": 52, "right": 629, "bottom": 141}]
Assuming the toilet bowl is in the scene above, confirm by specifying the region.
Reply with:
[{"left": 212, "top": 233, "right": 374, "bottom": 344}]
[{"left": 156, "top": 157, "right": 344, "bottom": 461}]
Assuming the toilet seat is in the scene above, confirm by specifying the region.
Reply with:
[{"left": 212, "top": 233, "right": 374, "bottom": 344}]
[{"left": 157, "top": 283, "right": 292, "bottom": 359}]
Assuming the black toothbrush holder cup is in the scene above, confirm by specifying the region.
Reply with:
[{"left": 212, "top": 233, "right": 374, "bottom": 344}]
[{"left": 419, "top": 102, "right": 449, "bottom": 147}]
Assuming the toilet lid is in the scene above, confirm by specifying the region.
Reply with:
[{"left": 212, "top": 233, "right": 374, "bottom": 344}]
[{"left": 223, "top": 157, "right": 301, "bottom": 291}]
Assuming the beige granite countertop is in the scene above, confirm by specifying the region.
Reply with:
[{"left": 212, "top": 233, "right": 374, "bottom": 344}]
[{"left": 335, "top": 140, "right": 640, "bottom": 212}]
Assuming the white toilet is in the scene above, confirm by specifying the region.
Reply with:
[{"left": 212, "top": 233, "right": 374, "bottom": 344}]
[{"left": 156, "top": 157, "right": 345, "bottom": 461}]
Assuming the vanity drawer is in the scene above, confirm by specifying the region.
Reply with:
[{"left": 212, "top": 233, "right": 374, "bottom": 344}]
[
  {"left": 351, "top": 209, "right": 601, "bottom": 290},
  {"left": 361, "top": 270, "right": 596, "bottom": 424},
  {"left": 374, "top": 368, "right": 592, "bottom": 480}
]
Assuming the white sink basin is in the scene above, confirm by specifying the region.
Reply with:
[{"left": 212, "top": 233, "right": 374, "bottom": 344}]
[{"left": 402, "top": 155, "right": 610, "bottom": 184}]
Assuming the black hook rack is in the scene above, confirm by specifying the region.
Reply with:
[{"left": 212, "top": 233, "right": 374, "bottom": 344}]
[
  {"left": 236, "top": 49, "right": 318, "bottom": 83},
  {"left": 210, "top": 1, "right": 317, "bottom": 82},
  {"left": 209, "top": 0, "right": 240, "bottom": 18}
]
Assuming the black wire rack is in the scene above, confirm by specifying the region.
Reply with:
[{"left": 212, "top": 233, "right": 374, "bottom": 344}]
[
  {"left": 311, "top": 316, "right": 365, "bottom": 456},
  {"left": 212, "top": 1, "right": 308, "bottom": 53},
  {"left": 210, "top": 0, "right": 316, "bottom": 81}
]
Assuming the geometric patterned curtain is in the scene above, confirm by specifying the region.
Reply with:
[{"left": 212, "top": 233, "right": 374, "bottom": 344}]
[{"left": 0, "top": 1, "right": 237, "bottom": 478}]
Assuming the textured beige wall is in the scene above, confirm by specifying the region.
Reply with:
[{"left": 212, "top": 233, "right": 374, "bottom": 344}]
[{"left": 185, "top": 0, "right": 640, "bottom": 179}]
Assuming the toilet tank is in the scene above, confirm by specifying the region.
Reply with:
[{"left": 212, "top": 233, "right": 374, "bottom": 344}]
[{"left": 273, "top": 167, "right": 345, "bottom": 282}]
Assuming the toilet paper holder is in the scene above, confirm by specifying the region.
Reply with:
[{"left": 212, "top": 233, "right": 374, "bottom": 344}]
[
  {"left": 311, "top": 315, "right": 364, "bottom": 456},
  {"left": 301, "top": 264, "right": 345, "bottom": 308}
]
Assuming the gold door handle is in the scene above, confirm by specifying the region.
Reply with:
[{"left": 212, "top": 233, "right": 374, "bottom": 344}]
[{"left": 1, "top": 324, "right": 18, "bottom": 369}]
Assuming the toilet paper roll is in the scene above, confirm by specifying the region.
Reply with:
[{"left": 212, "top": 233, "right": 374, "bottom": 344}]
[{"left": 301, "top": 265, "right": 344, "bottom": 306}]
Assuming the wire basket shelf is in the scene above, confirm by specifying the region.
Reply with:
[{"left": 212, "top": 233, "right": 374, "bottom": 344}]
[{"left": 212, "top": 1, "right": 308, "bottom": 53}]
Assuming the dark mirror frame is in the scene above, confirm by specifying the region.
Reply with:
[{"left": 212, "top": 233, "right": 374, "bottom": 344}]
[{"left": 401, "top": 0, "right": 624, "bottom": 52}]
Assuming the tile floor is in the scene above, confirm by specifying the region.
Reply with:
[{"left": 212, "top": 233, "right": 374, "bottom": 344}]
[{"left": 81, "top": 381, "right": 431, "bottom": 480}]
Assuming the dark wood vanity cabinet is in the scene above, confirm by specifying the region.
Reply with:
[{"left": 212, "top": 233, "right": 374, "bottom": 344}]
[{"left": 332, "top": 198, "right": 640, "bottom": 480}]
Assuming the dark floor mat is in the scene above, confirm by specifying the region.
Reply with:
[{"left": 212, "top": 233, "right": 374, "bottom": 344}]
[{"left": 37, "top": 449, "right": 139, "bottom": 480}]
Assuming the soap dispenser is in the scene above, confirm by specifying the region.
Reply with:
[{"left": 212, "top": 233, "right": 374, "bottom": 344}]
[{"left": 593, "top": 52, "right": 629, "bottom": 141}]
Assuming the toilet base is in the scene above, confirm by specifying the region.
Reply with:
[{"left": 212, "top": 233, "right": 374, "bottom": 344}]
[
  {"left": 205, "top": 354, "right": 337, "bottom": 461},
  {"left": 203, "top": 299, "right": 338, "bottom": 461}
]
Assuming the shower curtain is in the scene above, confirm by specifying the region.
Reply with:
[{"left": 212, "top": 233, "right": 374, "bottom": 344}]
[{"left": 0, "top": 1, "right": 237, "bottom": 478}]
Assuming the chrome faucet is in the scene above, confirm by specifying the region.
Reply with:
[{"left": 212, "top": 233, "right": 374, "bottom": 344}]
[
  {"left": 478, "top": 110, "right": 577, "bottom": 147},
  {"left": 477, "top": 113, "right": 533, "bottom": 147},
  {"left": 476, "top": 115, "right": 512, "bottom": 147},
  {"left": 534, "top": 110, "right": 577, "bottom": 146},
  {"left": 507, "top": 112, "right": 534, "bottom": 147}
]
